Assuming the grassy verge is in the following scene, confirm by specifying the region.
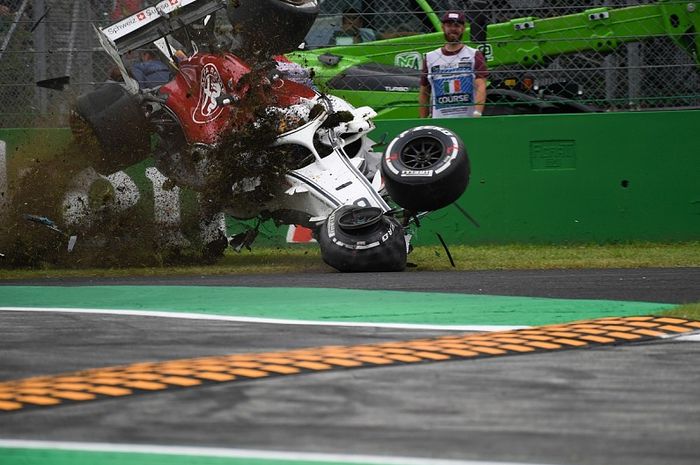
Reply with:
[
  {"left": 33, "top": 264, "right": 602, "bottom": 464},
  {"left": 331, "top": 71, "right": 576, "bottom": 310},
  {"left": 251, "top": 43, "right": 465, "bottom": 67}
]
[
  {"left": 0, "top": 241, "right": 697, "bottom": 280},
  {"left": 660, "top": 302, "right": 700, "bottom": 320}
]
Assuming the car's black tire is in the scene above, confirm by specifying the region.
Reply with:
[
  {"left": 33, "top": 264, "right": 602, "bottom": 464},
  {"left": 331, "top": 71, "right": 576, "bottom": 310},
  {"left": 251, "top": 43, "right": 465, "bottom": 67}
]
[
  {"left": 71, "top": 83, "right": 151, "bottom": 174},
  {"left": 381, "top": 126, "right": 469, "bottom": 212},
  {"left": 318, "top": 206, "right": 407, "bottom": 272}
]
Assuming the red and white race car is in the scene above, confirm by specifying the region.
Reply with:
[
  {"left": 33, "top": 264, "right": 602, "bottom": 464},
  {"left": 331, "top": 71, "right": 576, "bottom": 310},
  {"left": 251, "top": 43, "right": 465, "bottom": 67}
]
[{"left": 72, "top": 0, "right": 470, "bottom": 272}]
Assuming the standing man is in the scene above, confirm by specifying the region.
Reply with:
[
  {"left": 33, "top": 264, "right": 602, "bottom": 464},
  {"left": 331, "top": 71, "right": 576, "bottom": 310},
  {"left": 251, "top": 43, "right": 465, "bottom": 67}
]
[{"left": 419, "top": 11, "right": 488, "bottom": 118}]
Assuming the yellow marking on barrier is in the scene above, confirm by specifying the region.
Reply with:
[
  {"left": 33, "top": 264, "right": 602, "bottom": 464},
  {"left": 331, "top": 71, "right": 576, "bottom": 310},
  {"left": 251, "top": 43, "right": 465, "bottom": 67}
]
[
  {"left": 294, "top": 361, "right": 333, "bottom": 371},
  {"left": 15, "top": 396, "right": 61, "bottom": 406},
  {"left": 229, "top": 368, "right": 268, "bottom": 378},
  {"left": 88, "top": 386, "right": 132, "bottom": 396},
  {"left": 383, "top": 348, "right": 415, "bottom": 355},
  {"left": 160, "top": 376, "right": 201, "bottom": 387},
  {"left": 321, "top": 357, "right": 364, "bottom": 367},
  {"left": 123, "top": 381, "right": 167, "bottom": 390},
  {"left": 195, "top": 372, "right": 236, "bottom": 382},
  {"left": 573, "top": 328, "right": 609, "bottom": 335},
  {"left": 606, "top": 331, "right": 642, "bottom": 340},
  {"left": 1, "top": 316, "right": 698, "bottom": 413},
  {"left": 632, "top": 329, "right": 667, "bottom": 337},
  {"left": 463, "top": 346, "right": 506, "bottom": 355},
  {"left": 193, "top": 364, "right": 229, "bottom": 372},
  {"left": 491, "top": 337, "right": 529, "bottom": 344},
  {"left": 442, "top": 349, "right": 480, "bottom": 357},
  {"left": 525, "top": 341, "right": 562, "bottom": 350},
  {"left": 579, "top": 335, "right": 617, "bottom": 344},
  {"left": 259, "top": 365, "right": 301, "bottom": 375},
  {"left": 659, "top": 325, "right": 692, "bottom": 333},
  {"left": 500, "top": 344, "right": 537, "bottom": 353},
  {"left": 601, "top": 325, "right": 635, "bottom": 331},
  {"left": 655, "top": 317, "right": 689, "bottom": 324},
  {"left": 51, "top": 391, "right": 96, "bottom": 401},
  {"left": 627, "top": 321, "right": 662, "bottom": 328},
  {"left": 356, "top": 356, "right": 394, "bottom": 364},
  {"left": 552, "top": 338, "right": 588, "bottom": 347},
  {"left": 384, "top": 354, "right": 423, "bottom": 363},
  {"left": 0, "top": 401, "right": 22, "bottom": 410},
  {"left": 413, "top": 351, "right": 451, "bottom": 361}
]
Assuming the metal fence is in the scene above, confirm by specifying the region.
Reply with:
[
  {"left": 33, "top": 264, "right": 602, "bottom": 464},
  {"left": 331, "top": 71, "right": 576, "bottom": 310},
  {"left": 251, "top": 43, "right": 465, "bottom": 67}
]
[{"left": 0, "top": 0, "right": 698, "bottom": 128}]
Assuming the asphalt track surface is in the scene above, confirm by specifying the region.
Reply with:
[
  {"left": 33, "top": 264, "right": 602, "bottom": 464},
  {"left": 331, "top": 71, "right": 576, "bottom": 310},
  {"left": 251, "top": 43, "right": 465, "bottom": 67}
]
[
  {"left": 3, "top": 267, "right": 699, "bottom": 302},
  {"left": 1, "top": 267, "right": 699, "bottom": 465}
]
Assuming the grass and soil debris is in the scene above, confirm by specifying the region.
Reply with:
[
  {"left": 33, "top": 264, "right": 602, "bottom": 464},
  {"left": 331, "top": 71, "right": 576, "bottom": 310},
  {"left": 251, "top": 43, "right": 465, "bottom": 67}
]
[{"left": 0, "top": 241, "right": 697, "bottom": 279}]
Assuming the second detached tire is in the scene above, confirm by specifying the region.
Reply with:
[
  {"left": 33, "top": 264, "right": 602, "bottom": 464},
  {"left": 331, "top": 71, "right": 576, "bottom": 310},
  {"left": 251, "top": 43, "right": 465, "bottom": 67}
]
[
  {"left": 318, "top": 206, "right": 407, "bottom": 272},
  {"left": 381, "top": 126, "right": 469, "bottom": 212}
]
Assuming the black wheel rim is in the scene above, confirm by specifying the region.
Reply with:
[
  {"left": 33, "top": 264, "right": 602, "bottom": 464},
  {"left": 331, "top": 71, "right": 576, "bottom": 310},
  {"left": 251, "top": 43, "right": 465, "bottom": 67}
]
[
  {"left": 400, "top": 137, "right": 444, "bottom": 169},
  {"left": 338, "top": 207, "right": 383, "bottom": 230}
]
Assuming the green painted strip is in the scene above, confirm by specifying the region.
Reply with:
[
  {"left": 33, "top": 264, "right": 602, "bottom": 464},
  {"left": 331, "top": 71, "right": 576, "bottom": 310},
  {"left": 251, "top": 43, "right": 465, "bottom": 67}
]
[
  {"left": 0, "top": 286, "right": 673, "bottom": 326},
  {"left": 0, "top": 448, "right": 382, "bottom": 465}
]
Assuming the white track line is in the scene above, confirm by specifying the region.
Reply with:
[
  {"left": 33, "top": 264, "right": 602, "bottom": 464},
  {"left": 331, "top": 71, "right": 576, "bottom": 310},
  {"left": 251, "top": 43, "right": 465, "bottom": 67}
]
[
  {"left": 674, "top": 333, "right": 700, "bottom": 342},
  {"left": 0, "top": 439, "right": 559, "bottom": 465},
  {"left": 2, "top": 307, "right": 697, "bottom": 340},
  {"left": 0, "top": 307, "right": 525, "bottom": 332}
]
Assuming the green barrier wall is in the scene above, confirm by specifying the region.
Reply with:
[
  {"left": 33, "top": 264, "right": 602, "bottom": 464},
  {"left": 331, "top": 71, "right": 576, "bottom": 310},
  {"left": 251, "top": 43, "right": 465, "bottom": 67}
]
[
  {"left": 375, "top": 110, "right": 700, "bottom": 244},
  {"left": 1, "top": 110, "right": 698, "bottom": 245}
]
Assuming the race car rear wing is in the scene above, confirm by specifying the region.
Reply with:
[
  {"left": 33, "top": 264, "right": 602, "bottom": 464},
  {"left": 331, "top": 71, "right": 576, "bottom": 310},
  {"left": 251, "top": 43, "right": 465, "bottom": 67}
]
[{"left": 99, "top": 0, "right": 227, "bottom": 54}]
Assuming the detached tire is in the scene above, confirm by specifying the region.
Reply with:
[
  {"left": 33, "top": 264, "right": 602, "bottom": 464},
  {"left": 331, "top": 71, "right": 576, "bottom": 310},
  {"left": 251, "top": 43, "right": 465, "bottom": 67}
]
[
  {"left": 381, "top": 126, "right": 469, "bottom": 212},
  {"left": 319, "top": 206, "right": 407, "bottom": 272},
  {"left": 71, "top": 83, "right": 151, "bottom": 174}
]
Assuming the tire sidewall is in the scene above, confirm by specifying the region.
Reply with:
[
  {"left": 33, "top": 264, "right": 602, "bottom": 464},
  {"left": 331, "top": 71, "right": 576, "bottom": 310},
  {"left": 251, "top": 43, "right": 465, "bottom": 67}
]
[
  {"left": 381, "top": 126, "right": 469, "bottom": 212},
  {"left": 382, "top": 125, "right": 466, "bottom": 185},
  {"left": 319, "top": 206, "right": 407, "bottom": 272}
]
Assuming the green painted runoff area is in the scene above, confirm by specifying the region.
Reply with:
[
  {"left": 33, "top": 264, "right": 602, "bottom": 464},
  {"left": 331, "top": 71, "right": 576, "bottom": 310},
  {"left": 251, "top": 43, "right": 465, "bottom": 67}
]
[
  {"left": 0, "top": 448, "right": 400, "bottom": 465},
  {"left": 0, "top": 285, "right": 673, "bottom": 326}
]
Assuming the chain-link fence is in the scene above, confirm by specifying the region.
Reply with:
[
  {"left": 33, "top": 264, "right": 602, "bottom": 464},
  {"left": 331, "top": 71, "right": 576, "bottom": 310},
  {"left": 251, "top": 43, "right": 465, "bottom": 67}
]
[{"left": 1, "top": 0, "right": 698, "bottom": 128}]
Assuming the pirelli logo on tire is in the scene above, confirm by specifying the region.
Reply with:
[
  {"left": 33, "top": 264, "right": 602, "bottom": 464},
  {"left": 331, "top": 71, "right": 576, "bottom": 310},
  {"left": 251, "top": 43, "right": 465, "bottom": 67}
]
[{"left": 400, "top": 169, "right": 434, "bottom": 177}]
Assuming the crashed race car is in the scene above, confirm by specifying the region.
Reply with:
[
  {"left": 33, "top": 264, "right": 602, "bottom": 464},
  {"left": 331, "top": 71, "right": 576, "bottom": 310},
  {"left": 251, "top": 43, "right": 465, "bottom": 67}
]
[{"left": 71, "top": 0, "right": 470, "bottom": 272}]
